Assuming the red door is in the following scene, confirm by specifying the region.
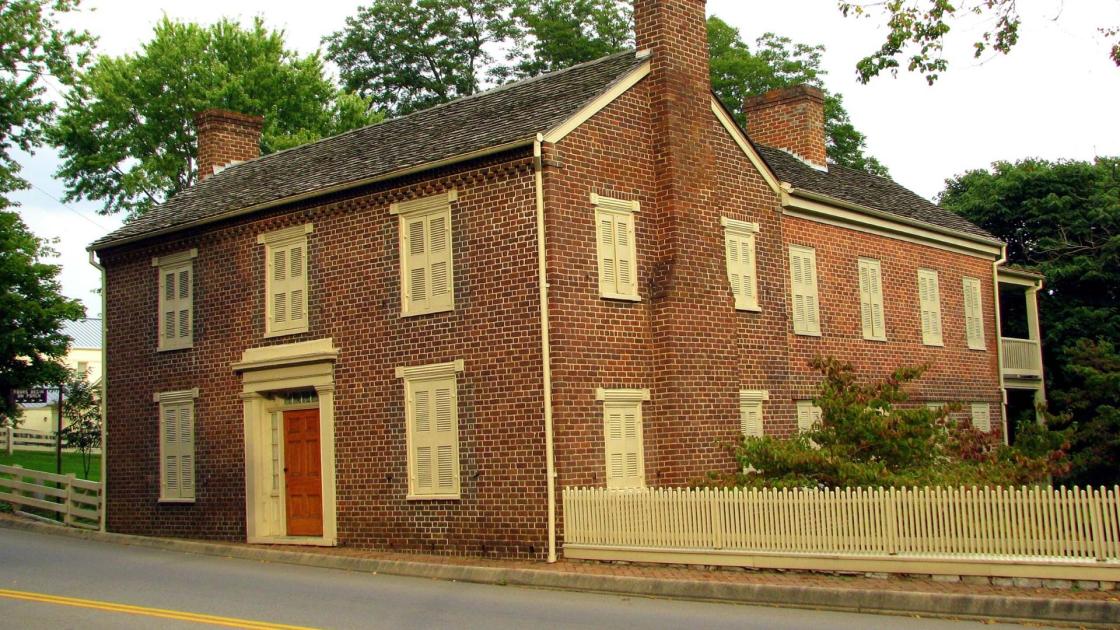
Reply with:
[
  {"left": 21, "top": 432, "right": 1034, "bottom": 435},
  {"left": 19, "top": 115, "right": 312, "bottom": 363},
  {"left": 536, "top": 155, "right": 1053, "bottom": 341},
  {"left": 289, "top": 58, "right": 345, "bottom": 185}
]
[{"left": 284, "top": 409, "right": 323, "bottom": 537}]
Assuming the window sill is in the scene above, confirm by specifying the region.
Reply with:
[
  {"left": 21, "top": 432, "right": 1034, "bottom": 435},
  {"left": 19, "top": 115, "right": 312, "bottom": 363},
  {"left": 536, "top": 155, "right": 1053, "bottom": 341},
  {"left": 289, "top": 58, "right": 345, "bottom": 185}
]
[
  {"left": 734, "top": 305, "right": 762, "bottom": 313},
  {"left": 264, "top": 327, "right": 309, "bottom": 339},
  {"left": 794, "top": 330, "right": 822, "bottom": 337},
  {"left": 968, "top": 345, "right": 987, "bottom": 351},
  {"left": 158, "top": 497, "right": 196, "bottom": 504},
  {"left": 922, "top": 342, "right": 945, "bottom": 348},
  {"left": 157, "top": 343, "right": 194, "bottom": 353},
  {"left": 400, "top": 305, "right": 455, "bottom": 318},
  {"left": 600, "top": 293, "right": 641, "bottom": 303},
  {"left": 863, "top": 336, "right": 888, "bottom": 343},
  {"left": 406, "top": 493, "right": 461, "bottom": 501}
]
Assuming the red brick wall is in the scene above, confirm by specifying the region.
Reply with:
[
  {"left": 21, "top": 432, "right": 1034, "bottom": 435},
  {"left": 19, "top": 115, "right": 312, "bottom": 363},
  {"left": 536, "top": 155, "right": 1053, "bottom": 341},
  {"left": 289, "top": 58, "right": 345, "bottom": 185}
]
[
  {"left": 195, "top": 109, "right": 263, "bottom": 182},
  {"left": 781, "top": 215, "right": 1003, "bottom": 437},
  {"left": 101, "top": 151, "right": 552, "bottom": 558}
]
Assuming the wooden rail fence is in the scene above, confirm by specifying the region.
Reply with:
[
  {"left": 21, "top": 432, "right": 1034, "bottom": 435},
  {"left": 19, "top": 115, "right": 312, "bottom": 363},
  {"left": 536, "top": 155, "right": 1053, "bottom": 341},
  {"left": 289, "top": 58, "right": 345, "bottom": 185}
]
[
  {"left": 0, "top": 464, "right": 102, "bottom": 530},
  {"left": 563, "top": 486, "right": 1120, "bottom": 580}
]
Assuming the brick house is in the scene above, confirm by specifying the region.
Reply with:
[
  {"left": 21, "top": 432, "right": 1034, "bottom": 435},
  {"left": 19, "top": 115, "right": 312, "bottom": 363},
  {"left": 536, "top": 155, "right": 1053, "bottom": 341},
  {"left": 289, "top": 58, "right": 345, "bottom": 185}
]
[{"left": 89, "top": 0, "right": 1045, "bottom": 561}]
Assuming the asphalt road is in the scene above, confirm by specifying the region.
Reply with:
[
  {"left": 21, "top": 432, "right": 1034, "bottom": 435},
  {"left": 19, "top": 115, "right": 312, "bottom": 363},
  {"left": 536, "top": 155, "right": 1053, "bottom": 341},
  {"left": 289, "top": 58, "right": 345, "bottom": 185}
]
[{"left": 0, "top": 527, "right": 1030, "bottom": 629}]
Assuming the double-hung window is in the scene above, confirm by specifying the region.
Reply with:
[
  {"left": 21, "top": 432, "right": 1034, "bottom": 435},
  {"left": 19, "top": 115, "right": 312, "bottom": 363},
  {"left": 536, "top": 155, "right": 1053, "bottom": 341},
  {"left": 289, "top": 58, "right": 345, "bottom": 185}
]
[
  {"left": 392, "top": 190, "right": 456, "bottom": 317},
  {"left": 597, "top": 388, "right": 648, "bottom": 489},
  {"left": 156, "top": 389, "right": 198, "bottom": 502},
  {"left": 397, "top": 360, "right": 463, "bottom": 499},
  {"left": 917, "top": 268, "right": 943, "bottom": 346},
  {"left": 962, "top": 276, "right": 986, "bottom": 350},
  {"left": 722, "top": 218, "right": 760, "bottom": 311},
  {"left": 153, "top": 249, "right": 197, "bottom": 351},
  {"left": 788, "top": 246, "right": 820, "bottom": 335},
  {"left": 858, "top": 258, "right": 886, "bottom": 341},
  {"left": 259, "top": 224, "right": 313, "bottom": 337},
  {"left": 593, "top": 194, "right": 640, "bottom": 301}
]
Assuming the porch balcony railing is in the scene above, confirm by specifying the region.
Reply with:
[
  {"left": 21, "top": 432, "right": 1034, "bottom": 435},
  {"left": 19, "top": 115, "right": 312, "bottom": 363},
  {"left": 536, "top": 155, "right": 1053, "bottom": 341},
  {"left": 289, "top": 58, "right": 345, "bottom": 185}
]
[{"left": 1001, "top": 337, "right": 1042, "bottom": 379}]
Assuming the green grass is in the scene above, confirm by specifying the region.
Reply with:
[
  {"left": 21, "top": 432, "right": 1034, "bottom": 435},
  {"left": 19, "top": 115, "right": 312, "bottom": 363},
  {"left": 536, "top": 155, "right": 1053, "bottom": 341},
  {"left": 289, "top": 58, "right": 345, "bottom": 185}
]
[{"left": 0, "top": 451, "right": 100, "bottom": 482}]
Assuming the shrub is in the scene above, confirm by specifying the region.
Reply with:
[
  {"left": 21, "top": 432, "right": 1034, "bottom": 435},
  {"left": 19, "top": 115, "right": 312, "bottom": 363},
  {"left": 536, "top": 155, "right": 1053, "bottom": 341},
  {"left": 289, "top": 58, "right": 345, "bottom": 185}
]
[{"left": 708, "top": 357, "right": 1070, "bottom": 489}]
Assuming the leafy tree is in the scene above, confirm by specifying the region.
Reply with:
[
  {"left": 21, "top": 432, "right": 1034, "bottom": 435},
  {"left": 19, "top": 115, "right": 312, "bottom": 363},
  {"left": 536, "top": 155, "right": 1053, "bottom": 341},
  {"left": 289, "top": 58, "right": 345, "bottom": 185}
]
[
  {"left": 324, "top": 0, "right": 519, "bottom": 116},
  {"left": 51, "top": 17, "right": 382, "bottom": 220},
  {"left": 941, "top": 157, "right": 1120, "bottom": 485},
  {"left": 508, "top": 0, "right": 632, "bottom": 77},
  {"left": 710, "top": 357, "right": 1068, "bottom": 489},
  {"left": 708, "top": 18, "right": 887, "bottom": 176},
  {"left": 60, "top": 367, "right": 100, "bottom": 479},
  {"left": 0, "top": 211, "right": 85, "bottom": 426},
  {"left": 0, "top": 0, "right": 92, "bottom": 204},
  {"left": 837, "top": 1, "right": 1120, "bottom": 84}
]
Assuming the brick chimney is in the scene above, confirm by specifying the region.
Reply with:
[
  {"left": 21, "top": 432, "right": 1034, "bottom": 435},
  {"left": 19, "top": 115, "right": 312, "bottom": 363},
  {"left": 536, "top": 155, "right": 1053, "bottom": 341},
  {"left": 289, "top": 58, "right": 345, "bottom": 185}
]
[
  {"left": 744, "top": 85, "right": 828, "bottom": 171},
  {"left": 635, "top": 0, "right": 714, "bottom": 266},
  {"left": 194, "top": 109, "right": 264, "bottom": 182}
]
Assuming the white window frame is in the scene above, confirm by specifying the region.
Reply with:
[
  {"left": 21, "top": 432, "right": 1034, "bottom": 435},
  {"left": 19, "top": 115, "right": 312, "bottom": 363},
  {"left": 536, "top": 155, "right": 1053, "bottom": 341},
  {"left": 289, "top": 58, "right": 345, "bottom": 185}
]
[
  {"left": 917, "top": 268, "right": 944, "bottom": 346},
  {"left": 739, "top": 390, "right": 768, "bottom": 438},
  {"left": 258, "top": 224, "right": 313, "bottom": 338},
  {"left": 788, "top": 245, "right": 821, "bottom": 336},
  {"left": 858, "top": 257, "right": 886, "bottom": 341},
  {"left": 596, "top": 388, "right": 649, "bottom": 489},
  {"left": 722, "top": 218, "right": 760, "bottom": 311},
  {"left": 397, "top": 360, "right": 464, "bottom": 500},
  {"left": 155, "top": 388, "right": 199, "bottom": 503},
  {"left": 971, "top": 402, "right": 992, "bottom": 432},
  {"left": 153, "top": 249, "right": 197, "bottom": 351},
  {"left": 592, "top": 194, "right": 641, "bottom": 301},
  {"left": 962, "top": 276, "right": 986, "bottom": 350},
  {"left": 796, "top": 400, "right": 823, "bottom": 433},
  {"left": 392, "top": 190, "right": 457, "bottom": 318}
]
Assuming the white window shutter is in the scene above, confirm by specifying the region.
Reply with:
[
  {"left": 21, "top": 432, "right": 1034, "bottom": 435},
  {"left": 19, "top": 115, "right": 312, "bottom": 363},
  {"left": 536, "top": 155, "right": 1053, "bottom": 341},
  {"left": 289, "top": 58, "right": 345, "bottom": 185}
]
[
  {"left": 615, "top": 213, "right": 638, "bottom": 298},
  {"left": 789, "top": 247, "right": 820, "bottom": 335},
  {"left": 594, "top": 199, "right": 639, "bottom": 300},
  {"left": 963, "top": 277, "right": 986, "bottom": 350},
  {"left": 971, "top": 402, "right": 992, "bottom": 432},
  {"left": 796, "top": 401, "right": 822, "bottom": 433},
  {"left": 740, "top": 402, "right": 763, "bottom": 438},
  {"left": 405, "top": 372, "right": 460, "bottom": 498},
  {"left": 157, "top": 260, "right": 193, "bottom": 350},
  {"left": 160, "top": 400, "right": 195, "bottom": 501},
  {"left": 428, "top": 213, "right": 452, "bottom": 310},
  {"left": 399, "top": 202, "right": 454, "bottom": 317},
  {"left": 858, "top": 259, "right": 885, "bottom": 340},
  {"left": 604, "top": 402, "right": 644, "bottom": 489},
  {"left": 725, "top": 229, "right": 758, "bottom": 311},
  {"left": 918, "top": 269, "right": 943, "bottom": 346}
]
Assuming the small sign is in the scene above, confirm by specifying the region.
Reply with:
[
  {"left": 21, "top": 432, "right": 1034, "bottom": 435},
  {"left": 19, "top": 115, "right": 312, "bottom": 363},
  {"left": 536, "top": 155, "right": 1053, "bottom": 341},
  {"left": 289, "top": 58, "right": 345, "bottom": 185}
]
[{"left": 14, "top": 388, "right": 48, "bottom": 404}]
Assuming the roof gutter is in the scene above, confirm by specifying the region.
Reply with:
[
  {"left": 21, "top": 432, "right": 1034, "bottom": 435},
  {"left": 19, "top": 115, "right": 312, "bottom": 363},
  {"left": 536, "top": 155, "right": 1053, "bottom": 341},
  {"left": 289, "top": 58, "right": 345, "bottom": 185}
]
[
  {"left": 90, "top": 138, "right": 537, "bottom": 253},
  {"left": 784, "top": 186, "right": 1004, "bottom": 250}
]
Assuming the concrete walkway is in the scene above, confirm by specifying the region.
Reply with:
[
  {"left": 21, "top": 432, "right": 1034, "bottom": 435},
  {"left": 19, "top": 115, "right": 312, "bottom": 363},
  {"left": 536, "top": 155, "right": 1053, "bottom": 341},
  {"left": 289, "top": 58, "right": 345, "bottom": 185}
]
[{"left": 2, "top": 515, "right": 1117, "bottom": 627}]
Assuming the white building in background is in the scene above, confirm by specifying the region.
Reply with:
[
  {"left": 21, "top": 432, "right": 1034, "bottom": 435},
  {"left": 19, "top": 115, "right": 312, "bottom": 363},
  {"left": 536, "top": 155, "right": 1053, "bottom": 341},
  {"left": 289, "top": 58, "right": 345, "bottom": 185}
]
[{"left": 18, "top": 318, "right": 102, "bottom": 433}]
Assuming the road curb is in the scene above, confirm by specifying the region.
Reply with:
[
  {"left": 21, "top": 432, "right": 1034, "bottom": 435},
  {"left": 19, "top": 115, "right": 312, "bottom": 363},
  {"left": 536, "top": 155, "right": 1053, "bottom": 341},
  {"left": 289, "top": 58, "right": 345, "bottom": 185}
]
[{"left": 2, "top": 517, "right": 1117, "bottom": 627}]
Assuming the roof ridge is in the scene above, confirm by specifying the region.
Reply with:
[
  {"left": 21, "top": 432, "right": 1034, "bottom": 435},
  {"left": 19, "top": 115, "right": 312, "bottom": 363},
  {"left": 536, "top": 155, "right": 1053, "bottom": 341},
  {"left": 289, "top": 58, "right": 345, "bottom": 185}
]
[{"left": 215, "top": 49, "right": 641, "bottom": 180}]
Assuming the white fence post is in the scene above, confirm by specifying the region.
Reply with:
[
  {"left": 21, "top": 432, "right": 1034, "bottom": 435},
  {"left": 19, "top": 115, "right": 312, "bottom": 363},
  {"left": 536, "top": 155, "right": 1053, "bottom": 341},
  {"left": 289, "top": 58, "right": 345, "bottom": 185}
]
[
  {"left": 4, "top": 426, "right": 11, "bottom": 455},
  {"left": 64, "top": 474, "right": 75, "bottom": 527}
]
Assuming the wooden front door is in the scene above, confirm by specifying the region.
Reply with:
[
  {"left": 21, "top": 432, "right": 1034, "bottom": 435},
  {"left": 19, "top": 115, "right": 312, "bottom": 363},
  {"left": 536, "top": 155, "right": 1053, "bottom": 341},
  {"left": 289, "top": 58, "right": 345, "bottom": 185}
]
[{"left": 283, "top": 408, "right": 323, "bottom": 537}]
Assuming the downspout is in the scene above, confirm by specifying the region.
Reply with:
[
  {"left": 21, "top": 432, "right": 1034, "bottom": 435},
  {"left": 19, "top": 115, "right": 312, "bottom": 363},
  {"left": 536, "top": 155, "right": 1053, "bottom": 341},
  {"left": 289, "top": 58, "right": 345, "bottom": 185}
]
[
  {"left": 992, "top": 245, "right": 1009, "bottom": 443},
  {"left": 534, "top": 134, "right": 557, "bottom": 563},
  {"left": 88, "top": 250, "right": 108, "bottom": 532}
]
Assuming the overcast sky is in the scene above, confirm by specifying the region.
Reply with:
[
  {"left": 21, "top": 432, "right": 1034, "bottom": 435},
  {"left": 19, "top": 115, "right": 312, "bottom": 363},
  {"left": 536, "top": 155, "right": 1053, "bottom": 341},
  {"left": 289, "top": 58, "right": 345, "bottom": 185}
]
[{"left": 13, "top": 0, "right": 1120, "bottom": 316}]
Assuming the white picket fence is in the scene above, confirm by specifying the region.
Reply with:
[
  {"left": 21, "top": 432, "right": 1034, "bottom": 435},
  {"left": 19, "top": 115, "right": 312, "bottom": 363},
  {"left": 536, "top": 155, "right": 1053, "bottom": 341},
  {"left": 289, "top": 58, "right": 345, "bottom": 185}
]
[
  {"left": 563, "top": 486, "right": 1120, "bottom": 580},
  {"left": 0, "top": 464, "right": 102, "bottom": 530}
]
